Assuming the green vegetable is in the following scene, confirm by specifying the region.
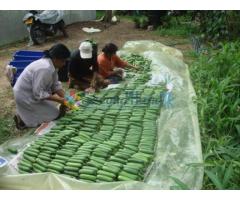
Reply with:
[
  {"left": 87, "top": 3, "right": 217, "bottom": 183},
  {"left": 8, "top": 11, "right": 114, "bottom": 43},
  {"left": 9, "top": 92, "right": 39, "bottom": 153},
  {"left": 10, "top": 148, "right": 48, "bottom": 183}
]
[{"left": 8, "top": 147, "right": 18, "bottom": 154}]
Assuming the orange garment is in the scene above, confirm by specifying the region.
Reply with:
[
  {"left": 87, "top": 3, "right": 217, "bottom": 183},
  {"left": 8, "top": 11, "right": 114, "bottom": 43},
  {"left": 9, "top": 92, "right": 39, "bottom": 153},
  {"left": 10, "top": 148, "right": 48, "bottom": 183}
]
[{"left": 97, "top": 53, "right": 128, "bottom": 78}]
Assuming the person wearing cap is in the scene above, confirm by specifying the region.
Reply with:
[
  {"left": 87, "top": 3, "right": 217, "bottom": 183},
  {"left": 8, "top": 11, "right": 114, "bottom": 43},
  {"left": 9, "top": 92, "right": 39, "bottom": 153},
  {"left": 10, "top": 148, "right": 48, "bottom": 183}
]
[
  {"left": 13, "top": 43, "right": 71, "bottom": 129},
  {"left": 97, "top": 43, "right": 137, "bottom": 84},
  {"left": 68, "top": 41, "right": 107, "bottom": 91}
]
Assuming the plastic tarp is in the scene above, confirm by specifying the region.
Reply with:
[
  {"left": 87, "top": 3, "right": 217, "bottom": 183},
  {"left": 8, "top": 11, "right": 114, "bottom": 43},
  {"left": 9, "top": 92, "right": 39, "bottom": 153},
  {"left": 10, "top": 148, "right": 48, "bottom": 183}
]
[
  {"left": 0, "top": 41, "right": 203, "bottom": 189},
  {"left": 36, "top": 10, "right": 64, "bottom": 25}
]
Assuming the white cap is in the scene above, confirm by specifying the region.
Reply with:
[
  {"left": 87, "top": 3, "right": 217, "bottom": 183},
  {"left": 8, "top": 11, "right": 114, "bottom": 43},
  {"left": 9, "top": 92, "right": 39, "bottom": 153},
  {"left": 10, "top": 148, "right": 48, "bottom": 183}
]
[{"left": 79, "top": 41, "right": 92, "bottom": 59}]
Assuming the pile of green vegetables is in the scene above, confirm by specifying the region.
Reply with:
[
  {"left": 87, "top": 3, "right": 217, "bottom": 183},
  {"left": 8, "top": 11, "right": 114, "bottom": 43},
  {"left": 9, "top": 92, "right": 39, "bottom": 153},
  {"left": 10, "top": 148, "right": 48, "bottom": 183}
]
[{"left": 17, "top": 54, "right": 165, "bottom": 183}]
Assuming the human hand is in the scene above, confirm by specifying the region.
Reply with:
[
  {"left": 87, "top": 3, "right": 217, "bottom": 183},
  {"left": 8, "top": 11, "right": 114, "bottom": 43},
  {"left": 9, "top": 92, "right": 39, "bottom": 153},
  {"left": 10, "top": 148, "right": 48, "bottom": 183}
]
[
  {"left": 60, "top": 97, "right": 66, "bottom": 105},
  {"left": 114, "top": 68, "right": 124, "bottom": 76}
]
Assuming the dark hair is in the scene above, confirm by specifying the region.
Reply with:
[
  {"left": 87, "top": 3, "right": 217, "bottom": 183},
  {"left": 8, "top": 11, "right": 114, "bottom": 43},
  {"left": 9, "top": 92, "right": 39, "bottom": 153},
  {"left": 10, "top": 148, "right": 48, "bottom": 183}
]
[
  {"left": 44, "top": 43, "right": 70, "bottom": 59},
  {"left": 102, "top": 43, "right": 118, "bottom": 55}
]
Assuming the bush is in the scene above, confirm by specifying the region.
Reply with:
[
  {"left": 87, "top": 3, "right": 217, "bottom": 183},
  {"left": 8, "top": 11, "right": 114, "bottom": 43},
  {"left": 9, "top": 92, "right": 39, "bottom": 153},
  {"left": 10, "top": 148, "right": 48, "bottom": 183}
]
[
  {"left": 191, "top": 11, "right": 240, "bottom": 42},
  {"left": 190, "top": 42, "right": 240, "bottom": 189}
]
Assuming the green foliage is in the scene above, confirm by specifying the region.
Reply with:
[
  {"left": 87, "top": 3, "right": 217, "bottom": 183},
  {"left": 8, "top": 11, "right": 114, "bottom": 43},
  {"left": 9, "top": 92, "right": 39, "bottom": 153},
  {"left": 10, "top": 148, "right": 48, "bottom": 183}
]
[
  {"left": 169, "top": 176, "right": 190, "bottom": 190},
  {"left": 190, "top": 42, "right": 240, "bottom": 189},
  {"left": 155, "top": 20, "right": 197, "bottom": 37},
  {"left": 133, "top": 15, "right": 149, "bottom": 29},
  {"left": 192, "top": 11, "right": 240, "bottom": 42},
  {"left": 152, "top": 11, "right": 240, "bottom": 42},
  {"left": 96, "top": 10, "right": 105, "bottom": 20},
  {"left": 0, "top": 115, "right": 33, "bottom": 145}
]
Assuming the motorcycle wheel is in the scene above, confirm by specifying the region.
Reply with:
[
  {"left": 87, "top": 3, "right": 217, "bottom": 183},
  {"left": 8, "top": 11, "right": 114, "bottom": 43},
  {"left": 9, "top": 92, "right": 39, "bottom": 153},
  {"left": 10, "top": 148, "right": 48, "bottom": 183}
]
[{"left": 30, "top": 24, "right": 46, "bottom": 45}]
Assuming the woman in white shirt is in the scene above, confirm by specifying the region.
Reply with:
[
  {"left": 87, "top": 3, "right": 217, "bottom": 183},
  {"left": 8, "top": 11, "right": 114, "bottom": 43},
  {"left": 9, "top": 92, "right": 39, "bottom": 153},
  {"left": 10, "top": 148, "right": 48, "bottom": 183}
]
[{"left": 13, "top": 43, "right": 70, "bottom": 129}]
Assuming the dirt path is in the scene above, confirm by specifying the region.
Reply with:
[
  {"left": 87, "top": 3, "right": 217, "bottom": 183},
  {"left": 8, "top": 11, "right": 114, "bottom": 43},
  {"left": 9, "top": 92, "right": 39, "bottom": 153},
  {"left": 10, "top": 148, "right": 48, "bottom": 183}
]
[{"left": 0, "top": 19, "right": 192, "bottom": 141}]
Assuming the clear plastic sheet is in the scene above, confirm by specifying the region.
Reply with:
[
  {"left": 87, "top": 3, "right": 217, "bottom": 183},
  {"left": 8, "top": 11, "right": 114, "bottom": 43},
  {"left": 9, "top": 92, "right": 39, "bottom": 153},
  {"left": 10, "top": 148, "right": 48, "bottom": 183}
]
[{"left": 0, "top": 41, "right": 203, "bottom": 189}]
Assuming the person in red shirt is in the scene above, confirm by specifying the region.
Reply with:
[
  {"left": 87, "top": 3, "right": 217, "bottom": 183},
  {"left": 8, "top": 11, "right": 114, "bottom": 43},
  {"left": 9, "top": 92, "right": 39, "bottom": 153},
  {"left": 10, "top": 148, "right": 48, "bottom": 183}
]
[{"left": 97, "top": 43, "right": 136, "bottom": 84}]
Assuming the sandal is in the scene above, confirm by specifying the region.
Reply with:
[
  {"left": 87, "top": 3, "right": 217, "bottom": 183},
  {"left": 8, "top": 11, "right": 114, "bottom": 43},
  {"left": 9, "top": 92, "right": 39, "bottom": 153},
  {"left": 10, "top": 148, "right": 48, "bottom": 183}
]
[{"left": 14, "top": 115, "right": 27, "bottom": 130}]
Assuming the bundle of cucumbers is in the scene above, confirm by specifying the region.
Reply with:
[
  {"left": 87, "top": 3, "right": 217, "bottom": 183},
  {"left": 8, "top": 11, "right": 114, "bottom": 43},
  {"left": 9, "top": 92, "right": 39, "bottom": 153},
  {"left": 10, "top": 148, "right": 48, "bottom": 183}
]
[{"left": 18, "top": 54, "right": 165, "bottom": 183}]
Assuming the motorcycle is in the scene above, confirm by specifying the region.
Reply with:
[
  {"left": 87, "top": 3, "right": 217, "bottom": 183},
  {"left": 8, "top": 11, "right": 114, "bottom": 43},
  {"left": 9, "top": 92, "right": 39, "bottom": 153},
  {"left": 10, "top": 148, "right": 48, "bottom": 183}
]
[{"left": 23, "top": 10, "right": 68, "bottom": 45}]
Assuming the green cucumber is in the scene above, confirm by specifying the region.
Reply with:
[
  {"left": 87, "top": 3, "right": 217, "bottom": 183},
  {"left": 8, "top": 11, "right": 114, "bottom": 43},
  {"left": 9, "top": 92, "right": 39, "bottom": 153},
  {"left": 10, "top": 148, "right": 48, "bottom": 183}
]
[
  {"left": 118, "top": 175, "right": 134, "bottom": 181},
  {"left": 33, "top": 163, "right": 46, "bottom": 172},
  {"left": 38, "top": 155, "right": 51, "bottom": 162},
  {"left": 19, "top": 169, "right": 29, "bottom": 174},
  {"left": 81, "top": 166, "right": 98, "bottom": 172},
  {"left": 19, "top": 159, "right": 32, "bottom": 169},
  {"left": 64, "top": 166, "right": 80, "bottom": 172},
  {"left": 90, "top": 156, "right": 106, "bottom": 165},
  {"left": 124, "top": 145, "right": 138, "bottom": 152},
  {"left": 63, "top": 170, "right": 79, "bottom": 177},
  {"left": 68, "top": 158, "right": 85, "bottom": 163},
  {"left": 79, "top": 168, "right": 97, "bottom": 175},
  {"left": 55, "top": 154, "right": 69, "bottom": 161},
  {"left": 92, "top": 151, "right": 108, "bottom": 158},
  {"left": 66, "top": 162, "right": 82, "bottom": 168},
  {"left": 119, "top": 171, "right": 139, "bottom": 180},
  {"left": 123, "top": 166, "right": 139, "bottom": 175},
  {"left": 79, "top": 174, "right": 96, "bottom": 181},
  {"left": 35, "top": 158, "right": 49, "bottom": 168},
  {"left": 97, "top": 170, "right": 116, "bottom": 178},
  {"left": 24, "top": 150, "right": 38, "bottom": 157},
  {"left": 128, "top": 158, "right": 146, "bottom": 165},
  {"left": 23, "top": 154, "right": 36, "bottom": 163},
  {"left": 109, "top": 156, "right": 126, "bottom": 164},
  {"left": 48, "top": 163, "right": 64, "bottom": 172},
  {"left": 51, "top": 159, "right": 66, "bottom": 165},
  {"left": 57, "top": 150, "right": 74, "bottom": 157},
  {"left": 8, "top": 147, "right": 18, "bottom": 154},
  {"left": 18, "top": 164, "right": 32, "bottom": 172},
  {"left": 102, "top": 165, "right": 120, "bottom": 174},
  {"left": 47, "top": 168, "right": 61, "bottom": 174},
  {"left": 97, "top": 174, "right": 114, "bottom": 182},
  {"left": 88, "top": 160, "right": 103, "bottom": 169},
  {"left": 44, "top": 143, "right": 59, "bottom": 149},
  {"left": 114, "top": 153, "right": 130, "bottom": 160},
  {"left": 41, "top": 146, "right": 56, "bottom": 152}
]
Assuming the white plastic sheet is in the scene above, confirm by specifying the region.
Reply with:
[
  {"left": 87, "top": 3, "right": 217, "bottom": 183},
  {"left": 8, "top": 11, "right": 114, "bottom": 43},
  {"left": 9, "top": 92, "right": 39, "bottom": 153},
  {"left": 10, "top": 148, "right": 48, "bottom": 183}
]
[{"left": 0, "top": 41, "right": 203, "bottom": 189}]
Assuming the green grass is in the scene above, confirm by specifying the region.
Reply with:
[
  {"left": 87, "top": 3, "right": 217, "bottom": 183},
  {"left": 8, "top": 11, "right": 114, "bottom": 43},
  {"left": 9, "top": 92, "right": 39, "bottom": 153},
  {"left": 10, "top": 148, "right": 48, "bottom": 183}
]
[
  {"left": 189, "top": 42, "right": 240, "bottom": 189},
  {"left": 0, "top": 117, "right": 14, "bottom": 144},
  {"left": 0, "top": 115, "right": 34, "bottom": 145},
  {"left": 155, "top": 18, "right": 198, "bottom": 37},
  {"left": 96, "top": 10, "right": 105, "bottom": 20}
]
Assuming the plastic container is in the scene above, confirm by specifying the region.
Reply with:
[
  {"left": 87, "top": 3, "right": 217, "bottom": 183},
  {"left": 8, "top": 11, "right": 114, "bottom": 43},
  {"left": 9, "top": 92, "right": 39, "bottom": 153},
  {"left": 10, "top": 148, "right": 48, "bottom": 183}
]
[
  {"left": 9, "top": 60, "right": 36, "bottom": 86},
  {"left": 13, "top": 55, "right": 42, "bottom": 61},
  {"left": 9, "top": 60, "right": 35, "bottom": 68},
  {"left": 9, "top": 51, "right": 44, "bottom": 86},
  {"left": 14, "top": 50, "right": 44, "bottom": 57},
  {"left": 0, "top": 156, "right": 8, "bottom": 175}
]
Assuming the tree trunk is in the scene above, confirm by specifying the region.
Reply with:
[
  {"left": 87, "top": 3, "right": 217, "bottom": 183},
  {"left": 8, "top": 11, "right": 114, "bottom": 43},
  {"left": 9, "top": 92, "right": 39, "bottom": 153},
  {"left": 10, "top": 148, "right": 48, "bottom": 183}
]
[{"left": 103, "top": 10, "right": 113, "bottom": 23}]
